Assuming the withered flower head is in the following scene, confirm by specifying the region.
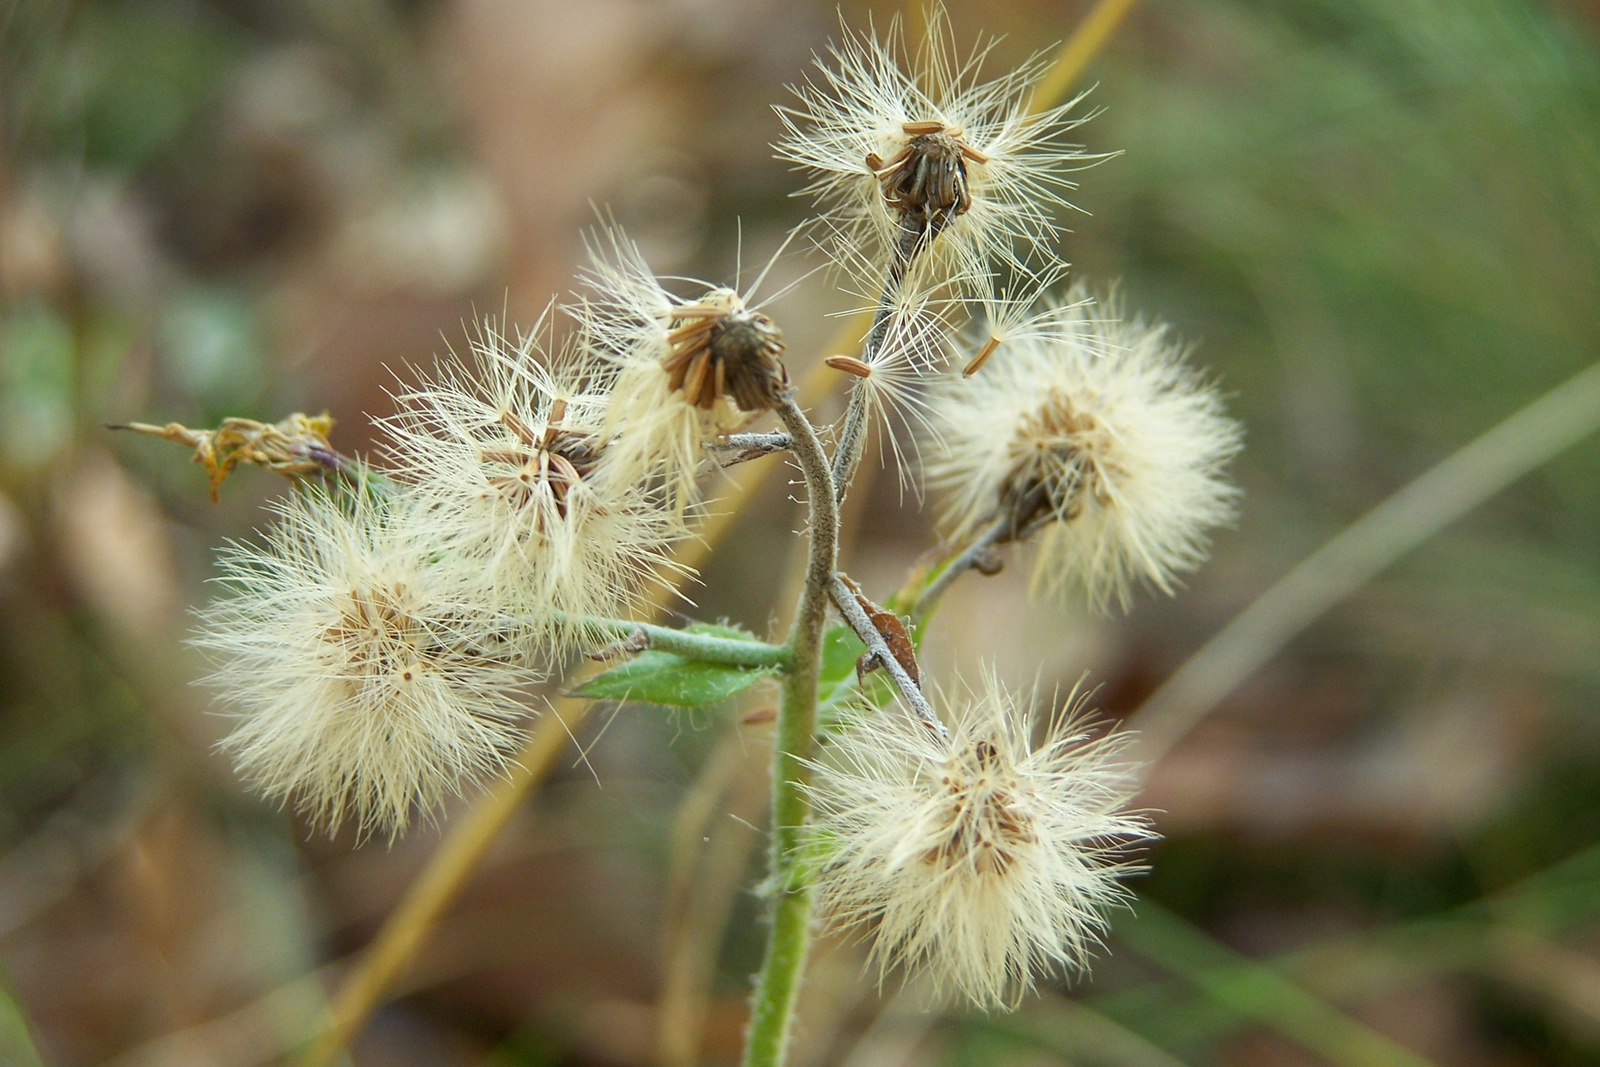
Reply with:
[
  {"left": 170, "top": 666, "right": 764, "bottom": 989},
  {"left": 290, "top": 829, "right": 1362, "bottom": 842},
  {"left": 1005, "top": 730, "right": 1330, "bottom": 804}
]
[
  {"left": 575, "top": 223, "right": 795, "bottom": 509},
  {"left": 663, "top": 287, "right": 789, "bottom": 413},
  {"left": 867, "top": 119, "right": 989, "bottom": 263},
  {"left": 380, "top": 308, "right": 684, "bottom": 642},
  {"left": 114, "top": 412, "right": 339, "bottom": 501},
  {"left": 776, "top": 4, "right": 1105, "bottom": 288}
]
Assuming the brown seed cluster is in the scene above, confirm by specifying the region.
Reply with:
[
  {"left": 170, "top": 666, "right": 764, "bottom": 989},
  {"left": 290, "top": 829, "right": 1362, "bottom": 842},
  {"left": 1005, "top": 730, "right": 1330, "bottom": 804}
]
[
  {"left": 867, "top": 120, "right": 989, "bottom": 258},
  {"left": 662, "top": 289, "right": 789, "bottom": 412},
  {"left": 478, "top": 399, "right": 600, "bottom": 518},
  {"left": 924, "top": 736, "right": 1038, "bottom": 877},
  {"left": 324, "top": 582, "right": 427, "bottom": 685},
  {"left": 1001, "top": 395, "right": 1116, "bottom": 534}
]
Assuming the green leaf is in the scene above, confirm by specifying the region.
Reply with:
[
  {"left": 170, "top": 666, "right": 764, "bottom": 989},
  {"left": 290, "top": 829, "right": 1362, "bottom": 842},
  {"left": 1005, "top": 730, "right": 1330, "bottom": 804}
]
[
  {"left": 572, "top": 623, "right": 776, "bottom": 709},
  {"left": 573, "top": 653, "right": 773, "bottom": 708}
]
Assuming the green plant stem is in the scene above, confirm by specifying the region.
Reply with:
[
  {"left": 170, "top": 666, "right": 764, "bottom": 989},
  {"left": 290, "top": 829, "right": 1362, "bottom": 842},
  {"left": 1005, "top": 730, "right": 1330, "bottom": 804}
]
[
  {"left": 743, "top": 394, "right": 838, "bottom": 1067},
  {"left": 577, "top": 618, "right": 791, "bottom": 669}
]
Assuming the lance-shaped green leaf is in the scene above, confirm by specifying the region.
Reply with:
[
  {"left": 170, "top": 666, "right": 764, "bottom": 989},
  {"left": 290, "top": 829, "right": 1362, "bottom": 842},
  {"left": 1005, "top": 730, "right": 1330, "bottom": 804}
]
[{"left": 572, "top": 623, "right": 778, "bottom": 709}]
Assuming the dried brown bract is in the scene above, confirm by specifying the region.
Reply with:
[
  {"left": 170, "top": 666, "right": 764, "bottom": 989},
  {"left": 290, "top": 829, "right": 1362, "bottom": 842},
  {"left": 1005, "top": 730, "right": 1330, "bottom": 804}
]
[{"left": 867, "top": 120, "right": 989, "bottom": 262}]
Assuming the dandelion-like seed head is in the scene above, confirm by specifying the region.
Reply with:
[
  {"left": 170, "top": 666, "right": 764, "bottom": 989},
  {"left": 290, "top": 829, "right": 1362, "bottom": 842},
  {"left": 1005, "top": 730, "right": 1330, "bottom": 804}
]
[
  {"left": 809, "top": 670, "right": 1151, "bottom": 1009},
  {"left": 776, "top": 5, "right": 1105, "bottom": 288},
  {"left": 925, "top": 286, "right": 1243, "bottom": 612},
  {"left": 381, "top": 308, "right": 684, "bottom": 644},
  {"left": 193, "top": 488, "right": 539, "bottom": 839}
]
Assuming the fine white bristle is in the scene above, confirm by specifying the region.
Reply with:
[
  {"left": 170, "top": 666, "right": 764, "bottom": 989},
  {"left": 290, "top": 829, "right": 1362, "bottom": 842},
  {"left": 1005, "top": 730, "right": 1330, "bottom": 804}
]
[
  {"left": 808, "top": 668, "right": 1152, "bottom": 1009},
  {"left": 775, "top": 5, "right": 1109, "bottom": 293},
  {"left": 924, "top": 283, "right": 1243, "bottom": 612}
]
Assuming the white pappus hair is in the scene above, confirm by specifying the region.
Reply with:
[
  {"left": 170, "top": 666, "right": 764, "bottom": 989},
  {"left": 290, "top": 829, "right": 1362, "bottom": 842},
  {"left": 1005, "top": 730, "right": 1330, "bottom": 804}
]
[
  {"left": 775, "top": 4, "right": 1107, "bottom": 292},
  {"left": 380, "top": 306, "right": 686, "bottom": 652},
  {"left": 192, "top": 486, "right": 541, "bottom": 839},
  {"left": 807, "top": 668, "right": 1151, "bottom": 1009}
]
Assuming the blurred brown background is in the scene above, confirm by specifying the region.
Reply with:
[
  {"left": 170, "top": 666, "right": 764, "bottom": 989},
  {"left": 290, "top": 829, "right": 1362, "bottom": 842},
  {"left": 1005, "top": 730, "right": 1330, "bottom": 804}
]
[{"left": 4, "top": 0, "right": 1600, "bottom": 1064}]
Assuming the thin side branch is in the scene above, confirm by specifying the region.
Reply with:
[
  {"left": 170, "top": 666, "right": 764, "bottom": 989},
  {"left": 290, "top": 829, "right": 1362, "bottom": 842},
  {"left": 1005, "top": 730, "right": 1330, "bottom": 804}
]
[
  {"left": 910, "top": 515, "right": 1011, "bottom": 622},
  {"left": 827, "top": 575, "right": 944, "bottom": 736},
  {"left": 581, "top": 618, "right": 791, "bottom": 670},
  {"left": 830, "top": 268, "right": 907, "bottom": 502},
  {"left": 707, "top": 431, "right": 794, "bottom": 466}
]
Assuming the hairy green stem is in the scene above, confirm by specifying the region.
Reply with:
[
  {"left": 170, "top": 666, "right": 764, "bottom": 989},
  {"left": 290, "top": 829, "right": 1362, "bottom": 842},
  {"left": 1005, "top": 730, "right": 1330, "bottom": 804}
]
[
  {"left": 743, "top": 394, "right": 838, "bottom": 1067},
  {"left": 578, "top": 618, "right": 791, "bottom": 669}
]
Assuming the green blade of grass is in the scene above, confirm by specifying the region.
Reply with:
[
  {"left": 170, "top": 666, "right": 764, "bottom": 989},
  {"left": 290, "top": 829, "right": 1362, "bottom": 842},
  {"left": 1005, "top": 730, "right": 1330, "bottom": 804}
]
[
  {"left": 0, "top": 976, "right": 45, "bottom": 1067},
  {"left": 1096, "top": 841, "right": 1600, "bottom": 1049},
  {"left": 1115, "top": 901, "right": 1440, "bottom": 1067},
  {"left": 1129, "top": 359, "right": 1600, "bottom": 765},
  {"left": 969, "top": 997, "right": 1193, "bottom": 1067}
]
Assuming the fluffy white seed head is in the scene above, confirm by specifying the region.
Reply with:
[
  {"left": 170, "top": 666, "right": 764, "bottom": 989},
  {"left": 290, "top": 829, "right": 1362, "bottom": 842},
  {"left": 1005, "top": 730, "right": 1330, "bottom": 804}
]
[
  {"left": 380, "top": 308, "right": 685, "bottom": 649},
  {"left": 776, "top": 5, "right": 1105, "bottom": 291},
  {"left": 808, "top": 670, "right": 1151, "bottom": 1009},
  {"left": 193, "top": 487, "right": 540, "bottom": 839},
  {"left": 573, "top": 225, "right": 791, "bottom": 509},
  {"left": 925, "top": 286, "right": 1243, "bottom": 612}
]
